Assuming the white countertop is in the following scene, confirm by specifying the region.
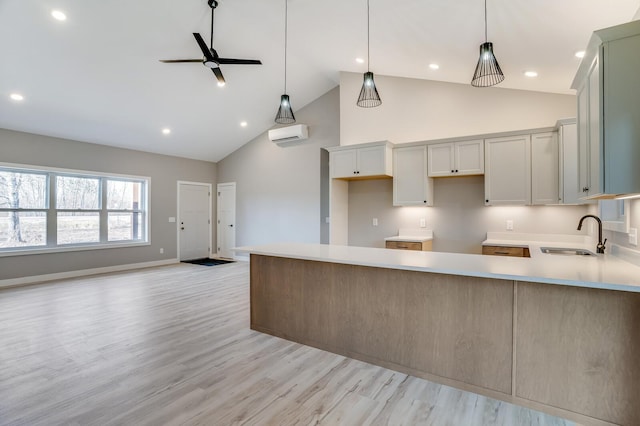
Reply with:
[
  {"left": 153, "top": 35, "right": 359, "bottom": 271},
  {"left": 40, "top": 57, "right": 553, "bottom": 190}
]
[
  {"left": 385, "top": 229, "right": 433, "bottom": 243},
  {"left": 235, "top": 240, "right": 640, "bottom": 293}
]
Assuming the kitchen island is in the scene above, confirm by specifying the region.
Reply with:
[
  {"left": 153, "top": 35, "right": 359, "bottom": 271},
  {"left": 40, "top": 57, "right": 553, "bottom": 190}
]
[{"left": 239, "top": 243, "right": 640, "bottom": 426}]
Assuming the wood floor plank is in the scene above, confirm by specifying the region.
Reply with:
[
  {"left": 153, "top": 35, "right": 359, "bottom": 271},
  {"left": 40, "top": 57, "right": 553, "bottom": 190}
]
[{"left": 0, "top": 262, "right": 577, "bottom": 426}]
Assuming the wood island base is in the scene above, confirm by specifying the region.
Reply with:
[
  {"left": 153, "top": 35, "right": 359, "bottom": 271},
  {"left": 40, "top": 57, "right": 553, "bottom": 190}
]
[{"left": 250, "top": 254, "right": 640, "bottom": 426}]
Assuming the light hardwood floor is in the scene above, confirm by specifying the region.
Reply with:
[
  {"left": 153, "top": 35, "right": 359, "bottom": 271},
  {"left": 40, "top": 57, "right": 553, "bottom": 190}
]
[{"left": 0, "top": 262, "right": 576, "bottom": 426}]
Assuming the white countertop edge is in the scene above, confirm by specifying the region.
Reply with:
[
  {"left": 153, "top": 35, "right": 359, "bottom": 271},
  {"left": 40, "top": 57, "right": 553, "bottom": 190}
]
[
  {"left": 234, "top": 243, "right": 640, "bottom": 293},
  {"left": 384, "top": 236, "right": 433, "bottom": 242}
]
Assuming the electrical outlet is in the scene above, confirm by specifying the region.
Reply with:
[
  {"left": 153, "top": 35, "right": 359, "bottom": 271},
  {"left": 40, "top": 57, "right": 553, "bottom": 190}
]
[
  {"left": 372, "top": 218, "right": 378, "bottom": 226},
  {"left": 629, "top": 228, "right": 638, "bottom": 246},
  {"left": 420, "top": 218, "right": 426, "bottom": 228},
  {"left": 506, "top": 220, "right": 514, "bottom": 231}
]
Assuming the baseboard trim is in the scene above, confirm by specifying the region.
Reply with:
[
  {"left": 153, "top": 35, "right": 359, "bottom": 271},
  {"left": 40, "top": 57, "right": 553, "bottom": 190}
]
[{"left": 0, "top": 259, "right": 179, "bottom": 289}]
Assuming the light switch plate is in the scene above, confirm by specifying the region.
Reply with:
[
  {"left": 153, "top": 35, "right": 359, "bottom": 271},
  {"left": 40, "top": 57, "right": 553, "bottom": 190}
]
[
  {"left": 168, "top": 217, "right": 176, "bottom": 223},
  {"left": 420, "top": 218, "right": 426, "bottom": 228},
  {"left": 629, "top": 228, "right": 638, "bottom": 246},
  {"left": 372, "top": 218, "right": 378, "bottom": 226}
]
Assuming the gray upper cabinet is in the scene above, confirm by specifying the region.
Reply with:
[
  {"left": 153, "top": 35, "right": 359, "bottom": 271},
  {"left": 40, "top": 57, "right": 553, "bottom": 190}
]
[
  {"left": 572, "top": 20, "right": 640, "bottom": 198},
  {"left": 328, "top": 141, "right": 393, "bottom": 179}
]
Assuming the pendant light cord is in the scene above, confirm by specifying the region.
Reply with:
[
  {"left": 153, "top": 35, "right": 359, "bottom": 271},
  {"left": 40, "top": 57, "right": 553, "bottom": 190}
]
[
  {"left": 484, "top": 0, "right": 487, "bottom": 42},
  {"left": 284, "top": 0, "right": 288, "bottom": 94},
  {"left": 367, "top": 0, "right": 371, "bottom": 71}
]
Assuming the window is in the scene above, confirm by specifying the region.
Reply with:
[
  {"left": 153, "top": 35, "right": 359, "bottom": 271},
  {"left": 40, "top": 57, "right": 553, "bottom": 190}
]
[
  {"left": 600, "top": 199, "right": 629, "bottom": 233},
  {"left": 0, "top": 164, "right": 149, "bottom": 255},
  {"left": 0, "top": 170, "right": 48, "bottom": 249}
]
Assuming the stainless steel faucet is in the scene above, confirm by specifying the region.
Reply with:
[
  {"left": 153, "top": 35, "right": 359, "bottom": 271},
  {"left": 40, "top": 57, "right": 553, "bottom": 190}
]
[{"left": 577, "top": 214, "right": 607, "bottom": 254}]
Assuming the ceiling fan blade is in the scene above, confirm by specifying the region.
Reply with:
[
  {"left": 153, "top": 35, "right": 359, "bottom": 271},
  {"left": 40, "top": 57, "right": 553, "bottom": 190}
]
[
  {"left": 193, "top": 33, "right": 215, "bottom": 60},
  {"left": 212, "top": 67, "right": 226, "bottom": 85},
  {"left": 159, "top": 59, "right": 203, "bottom": 63},
  {"left": 216, "top": 58, "right": 262, "bottom": 65}
]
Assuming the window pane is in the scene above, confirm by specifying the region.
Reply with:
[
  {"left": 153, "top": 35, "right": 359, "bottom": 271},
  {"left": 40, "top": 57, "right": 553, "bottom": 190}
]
[
  {"left": 108, "top": 212, "right": 143, "bottom": 241},
  {"left": 107, "top": 180, "right": 142, "bottom": 210},
  {"left": 0, "top": 170, "right": 47, "bottom": 209},
  {"left": 56, "top": 176, "right": 100, "bottom": 209},
  {"left": 0, "top": 211, "right": 46, "bottom": 248},
  {"left": 57, "top": 212, "right": 99, "bottom": 244}
]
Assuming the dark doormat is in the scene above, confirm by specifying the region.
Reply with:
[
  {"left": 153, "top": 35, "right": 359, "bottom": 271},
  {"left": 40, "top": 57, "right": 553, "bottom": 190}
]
[{"left": 181, "top": 258, "right": 235, "bottom": 267}]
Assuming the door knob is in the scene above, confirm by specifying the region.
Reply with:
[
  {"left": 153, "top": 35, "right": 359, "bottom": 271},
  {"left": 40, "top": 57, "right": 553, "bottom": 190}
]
[
  {"left": 229, "top": 224, "right": 234, "bottom": 227},
  {"left": 181, "top": 227, "right": 185, "bottom": 230}
]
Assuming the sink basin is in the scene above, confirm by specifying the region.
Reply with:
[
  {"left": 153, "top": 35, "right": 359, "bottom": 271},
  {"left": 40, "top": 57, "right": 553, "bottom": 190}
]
[{"left": 540, "top": 247, "right": 596, "bottom": 256}]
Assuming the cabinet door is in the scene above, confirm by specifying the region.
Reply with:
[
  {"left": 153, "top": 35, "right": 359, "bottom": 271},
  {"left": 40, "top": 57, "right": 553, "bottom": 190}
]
[
  {"left": 559, "top": 123, "right": 580, "bottom": 204},
  {"left": 357, "top": 145, "right": 387, "bottom": 176},
  {"left": 427, "top": 143, "right": 455, "bottom": 177},
  {"left": 577, "top": 82, "right": 590, "bottom": 197},
  {"left": 330, "top": 149, "right": 357, "bottom": 178},
  {"left": 485, "top": 135, "right": 531, "bottom": 206},
  {"left": 455, "top": 139, "right": 484, "bottom": 175},
  {"left": 393, "top": 146, "right": 432, "bottom": 206},
  {"left": 587, "top": 56, "right": 602, "bottom": 197},
  {"left": 531, "top": 132, "right": 559, "bottom": 205}
]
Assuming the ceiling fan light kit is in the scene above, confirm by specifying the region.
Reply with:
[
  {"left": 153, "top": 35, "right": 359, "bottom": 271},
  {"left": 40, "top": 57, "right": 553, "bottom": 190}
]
[
  {"left": 357, "top": 0, "right": 382, "bottom": 108},
  {"left": 275, "top": 0, "right": 296, "bottom": 124},
  {"left": 471, "top": 0, "right": 504, "bottom": 87}
]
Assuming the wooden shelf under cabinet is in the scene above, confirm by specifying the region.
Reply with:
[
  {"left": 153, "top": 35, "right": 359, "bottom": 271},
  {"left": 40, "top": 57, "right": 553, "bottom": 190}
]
[
  {"left": 386, "top": 240, "right": 433, "bottom": 251},
  {"left": 482, "top": 245, "right": 530, "bottom": 258}
]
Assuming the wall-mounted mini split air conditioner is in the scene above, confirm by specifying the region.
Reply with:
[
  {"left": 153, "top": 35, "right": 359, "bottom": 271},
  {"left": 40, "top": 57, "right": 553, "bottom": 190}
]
[{"left": 268, "top": 124, "right": 309, "bottom": 146}]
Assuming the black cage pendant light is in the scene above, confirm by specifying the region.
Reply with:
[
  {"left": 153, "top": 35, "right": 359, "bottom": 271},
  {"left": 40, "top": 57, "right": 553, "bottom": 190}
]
[
  {"left": 356, "top": 0, "right": 382, "bottom": 108},
  {"left": 471, "top": 0, "right": 504, "bottom": 87},
  {"left": 275, "top": 0, "right": 295, "bottom": 124}
]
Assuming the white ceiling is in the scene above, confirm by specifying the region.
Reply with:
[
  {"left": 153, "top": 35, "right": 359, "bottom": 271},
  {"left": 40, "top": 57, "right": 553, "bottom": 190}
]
[{"left": 1, "top": 0, "right": 639, "bottom": 162}]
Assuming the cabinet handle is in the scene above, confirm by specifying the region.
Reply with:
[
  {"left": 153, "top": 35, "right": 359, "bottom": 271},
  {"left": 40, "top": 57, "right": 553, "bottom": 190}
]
[
  {"left": 582, "top": 187, "right": 589, "bottom": 192},
  {"left": 494, "top": 251, "right": 511, "bottom": 255},
  {"left": 455, "top": 169, "right": 459, "bottom": 173},
  {"left": 486, "top": 199, "right": 489, "bottom": 203},
  {"left": 451, "top": 170, "right": 454, "bottom": 173},
  {"left": 423, "top": 200, "right": 427, "bottom": 203}
]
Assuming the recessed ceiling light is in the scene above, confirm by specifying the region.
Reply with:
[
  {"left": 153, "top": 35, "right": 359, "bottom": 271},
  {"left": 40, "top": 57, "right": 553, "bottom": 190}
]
[
  {"left": 51, "top": 10, "right": 67, "bottom": 21},
  {"left": 162, "top": 128, "right": 171, "bottom": 135},
  {"left": 217, "top": 81, "right": 225, "bottom": 87},
  {"left": 355, "top": 58, "right": 365, "bottom": 64},
  {"left": 10, "top": 93, "right": 24, "bottom": 101},
  {"left": 524, "top": 71, "right": 538, "bottom": 78},
  {"left": 429, "top": 63, "right": 440, "bottom": 70},
  {"left": 575, "top": 50, "right": 586, "bottom": 59},
  {"left": 240, "top": 121, "right": 248, "bottom": 127}
]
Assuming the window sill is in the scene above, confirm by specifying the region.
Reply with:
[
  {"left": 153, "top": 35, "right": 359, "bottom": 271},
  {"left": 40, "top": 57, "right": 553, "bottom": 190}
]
[{"left": 0, "top": 241, "right": 151, "bottom": 258}]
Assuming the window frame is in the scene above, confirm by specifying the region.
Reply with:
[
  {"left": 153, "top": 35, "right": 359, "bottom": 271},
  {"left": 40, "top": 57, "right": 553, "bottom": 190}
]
[{"left": 0, "top": 162, "right": 150, "bottom": 257}]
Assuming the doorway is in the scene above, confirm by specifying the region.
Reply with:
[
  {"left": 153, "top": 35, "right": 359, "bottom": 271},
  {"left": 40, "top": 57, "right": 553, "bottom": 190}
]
[
  {"left": 217, "top": 182, "right": 236, "bottom": 259},
  {"left": 178, "top": 182, "right": 212, "bottom": 261}
]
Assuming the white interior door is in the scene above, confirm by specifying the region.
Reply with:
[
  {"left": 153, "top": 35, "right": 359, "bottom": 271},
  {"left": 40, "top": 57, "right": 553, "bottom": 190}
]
[
  {"left": 217, "top": 182, "right": 236, "bottom": 259},
  {"left": 178, "top": 182, "right": 211, "bottom": 261}
]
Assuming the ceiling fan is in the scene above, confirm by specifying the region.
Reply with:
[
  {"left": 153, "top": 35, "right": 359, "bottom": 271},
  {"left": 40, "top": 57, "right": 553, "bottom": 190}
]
[{"left": 160, "top": 0, "right": 262, "bottom": 86}]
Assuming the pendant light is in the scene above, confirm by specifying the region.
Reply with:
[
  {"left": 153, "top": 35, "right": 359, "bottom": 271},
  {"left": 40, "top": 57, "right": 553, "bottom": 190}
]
[
  {"left": 275, "top": 0, "right": 295, "bottom": 124},
  {"left": 356, "top": 0, "right": 382, "bottom": 108},
  {"left": 471, "top": 0, "right": 504, "bottom": 87}
]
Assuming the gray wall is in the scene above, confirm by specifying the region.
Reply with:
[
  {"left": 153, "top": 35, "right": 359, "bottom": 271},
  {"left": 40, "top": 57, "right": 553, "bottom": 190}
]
[
  {"left": 217, "top": 87, "right": 339, "bottom": 247},
  {"left": 0, "top": 128, "right": 216, "bottom": 280},
  {"left": 348, "top": 176, "right": 592, "bottom": 254}
]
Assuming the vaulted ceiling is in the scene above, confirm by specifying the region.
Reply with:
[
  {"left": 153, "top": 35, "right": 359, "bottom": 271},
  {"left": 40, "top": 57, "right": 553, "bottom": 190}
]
[{"left": 1, "top": 0, "right": 638, "bottom": 162}]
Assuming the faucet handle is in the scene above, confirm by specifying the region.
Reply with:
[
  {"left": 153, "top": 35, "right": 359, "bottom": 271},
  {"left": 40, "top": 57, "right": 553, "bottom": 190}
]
[{"left": 597, "top": 238, "right": 607, "bottom": 254}]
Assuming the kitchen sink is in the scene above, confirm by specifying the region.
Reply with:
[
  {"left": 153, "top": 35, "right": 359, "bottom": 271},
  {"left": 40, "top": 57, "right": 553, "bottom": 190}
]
[{"left": 540, "top": 247, "right": 596, "bottom": 256}]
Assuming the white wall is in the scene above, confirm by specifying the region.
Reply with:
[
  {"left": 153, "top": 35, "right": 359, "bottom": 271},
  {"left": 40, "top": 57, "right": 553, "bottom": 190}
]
[
  {"left": 340, "top": 72, "right": 576, "bottom": 146},
  {"left": 216, "top": 88, "right": 339, "bottom": 247},
  {"left": 348, "top": 177, "right": 592, "bottom": 253}
]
